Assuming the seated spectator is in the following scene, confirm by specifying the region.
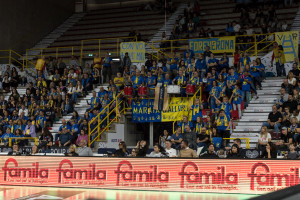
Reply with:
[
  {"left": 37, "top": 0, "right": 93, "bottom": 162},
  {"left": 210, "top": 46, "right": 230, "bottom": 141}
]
[
  {"left": 148, "top": 144, "right": 165, "bottom": 157},
  {"left": 114, "top": 72, "right": 124, "bottom": 91},
  {"left": 70, "top": 119, "right": 79, "bottom": 143},
  {"left": 226, "top": 144, "right": 241, "bottom": 159},
  {"left": 196, "top": 128, "right": 209, "bottom": 148},
  {"left": 290, "top": 117, "right": 300, "bottom": 144},
  {"left": 131, "top": 70, "right": 144, "bottom": 92},
  {"left": 288, "top": 71, "right": 297, "bottom": 87},
  {"left": 233, "top": 138, "right": 245, "bottom": 158},
  {"left": 72, "top": 81, "right": 83, "bottom": 104},
  {"left": 35, "top": 110, "right": 46, "bottom": 132},
  {"left": 257, "top": 126, "right": 272, "bottom": 152},
  {"left": 285, "top": 143, "right": 299, "bottom": 159},
  {"left": 44, "top": 103, "right": 55, "bottom": 126},
  {"left": 38, "top": 128, "right": 53, "bottom": 153},
  {"left": 65, "top": 144, "right": 78, "bottom": 157},
  {"left": 290, "top": 63, "right": 300, "bottom": 79},
  {"left": 58, "top": 128, "right": 72, "bottom": 147},
  {"left": 159, "top": 129, "right": 172, "bottom": 148},
  {"left": 7, "top": 143, "right": 21, "bottom": 156},
  {"left": 76, "top": 129, "right": 89, "bottom": 146},
  {"left": 281, "top": 79, "right": 292, "bottom": 94},
  {"left": 261, "top": 142, "right": 277, "bottom": 159},
  {"left": 129, "top": 148, "right": 138, "bottom": 157},
  {"left": 87, "top": 91, "right": 100, "bottom": 112},
  {"left": 281, "top": 107, "right": 292, "bottom": 127},
  {"left": 193, "top": 116, "right": 204, "bottom": 135},
  {"left": 207, "top": 53, "right": 219, "bottom": 70},
  {"left": 30, "top": 145, "right": 39, "bottom": 155},
  {"left": 55, "top": 119, "right": 71, "bottom": 141},
  {"left": 165, "top": 140, "right": 177, "bottom": 157},
  {"left": 177, "top": 116, "right": 193, "bottom": 132},
  {"left": 178, "top": 140, "right": 197, "bottom": 158},
  {"left": 183, "top": 125, "right": 197, "bottom": 150},
  {"left": 171, "top": 126, "right": 183, "bottom": 149},
  {"left": 262, "top": 105, "right": 282, "bottom": 138},
  {"left": 136, "top": 140, "right": 149, "bottom": 157},
  {"left": 2, "top": 127, "right": 14, "bottom": 145},
  {"left": 276, "top": 127, "right": 293, "bottom": 150},
  {"left": 114, "top": 141, "right": 129, "bottom": 157},
  {"left": 24, "top": 120, "right": 36, "bottom": 137},
  {"left": 282, "top": 94, "right": 298, "bottom": 114},
  {"left": 200, "top": 143, "right": 219, "bottom": 158}
]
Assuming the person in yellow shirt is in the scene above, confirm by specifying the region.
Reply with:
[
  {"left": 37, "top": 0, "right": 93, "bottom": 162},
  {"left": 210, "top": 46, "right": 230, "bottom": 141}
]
[
  {"left": 93, "top": 54, "right": 102, "bottom": 69},
  {"left": 35, "top": 56, "right": 46, "bottom": 72},
  {"left": 114, "top": 72, "right": 124, "bottom": 91},
  {"left": 272, "top": 42, "right": 286, "bottom": 77}
]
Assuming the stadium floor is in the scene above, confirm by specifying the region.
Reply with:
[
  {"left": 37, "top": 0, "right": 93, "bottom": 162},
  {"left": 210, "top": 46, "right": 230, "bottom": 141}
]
[{"left": 0, "top": 185, "right": 258, "bottom": 200}]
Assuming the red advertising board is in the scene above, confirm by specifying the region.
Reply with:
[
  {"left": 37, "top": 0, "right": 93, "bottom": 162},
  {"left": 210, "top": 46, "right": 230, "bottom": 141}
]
[{"left": 0, "top": 156, "right": 299, "bottom": 194}]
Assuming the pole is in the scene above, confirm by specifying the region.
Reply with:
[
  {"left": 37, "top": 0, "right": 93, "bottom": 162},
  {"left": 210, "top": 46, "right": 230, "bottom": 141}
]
[
  {"left": 150, "top": 122, "right": 153, "bottom": 148},
  {"left": 165, "top": 0, "right": 167, "bottom": 33}
]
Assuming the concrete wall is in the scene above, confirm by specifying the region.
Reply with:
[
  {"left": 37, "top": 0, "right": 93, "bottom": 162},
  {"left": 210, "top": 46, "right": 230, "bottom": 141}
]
[{"left": 0, "top": 0, "right": 75, "bottom": 54}]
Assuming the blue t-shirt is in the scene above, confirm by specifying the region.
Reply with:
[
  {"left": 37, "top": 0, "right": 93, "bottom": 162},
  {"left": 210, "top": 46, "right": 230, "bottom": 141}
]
[
  {"left": 232, "top": 89, "right": 243, "bottom": 104},
  {"left": 108, "top": 91, "right": 118, "bottom": 100},
  {"left": 71, "top": 124, "right": 79, "bottom": 134},
  {"left": 205, "top": 78, "right": 215, "bottom": 92},
  {"left": 220, "top": 57, "right": 229, "bottom": 69},
  {"left": 259, "top": 64, "right": 265, "bottom": 71},
  {"left": 146, "top": 76, "right": 157, "bottom": 88},
  {"left": 163, "top": 79, "right": 172, "bottom": 87},
  {"left": 190, "top": 77, "right": 202, "bottom": 85},
  {"left": 208, "top": 58, "right": 219, "bottom": 66},
  {"left": 194, "top": 123, "right": 204, "bottom": 135},
  {"left": 171, "top": 133, "right": 183, "bottom": 141},
  {"left": 177, "top": 121, "right": 194, "bottom": 133},
  {"left": 251, "top": 66, "right": 260, "bottom": 78},
  {"left": 174, "top": 76, "right": 187, "bottom": 85},
  {"left": 103, "top": 57, "right": 112, "bottom": 67},
  {"left": 131, "top": 76, "right": 144, "bottom": 88},
  {"left": 91, "top": 97, "right": 100, "bottom": 108},
  {"left": 98, "top": 90, "right": 107, "bottom": 99},
  {"left": 191, "top": 105, "right": 203, "bottom": 121},
  {"left": 169, "top": 57, "right": 179, "bottom": 70},
  {"left": 210, "top": 86, "right": 222, "bottom": 98},
  {"left": 216, "top": 115, "right": 230, "bottom": 131},
  {"left": 241, "top": 76, "right": 251, "bottom": 91},
  {"left": 195, "top": 59, "right": 206, "bottom": 70},
  {"left": 1, "top": 133, "right": 14, "bottom": 142},
  {"left": 240, "top": 56, "right": 251, "bottom": 67},
  {"left": 36, "top": 116, "right": 46, "bottom": 126},
  {"left": 59, "top": 124, "right": 71, "bottom": 132},
  {"left": 184, "top": 50, "right": 195, "bottom": 59},
  {"left": 218, "top": 102, "right": 232, "bottom": 117},
  {"left": 227, "top": 74, "right": 238, "bottom": 89}
]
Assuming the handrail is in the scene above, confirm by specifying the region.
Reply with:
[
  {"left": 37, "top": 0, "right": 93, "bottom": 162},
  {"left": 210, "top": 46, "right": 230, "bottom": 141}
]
[
  {"left": 88, "top": 92, "right": 123, "bottom": 146},
  {"left": 88, "top": 98, "right": 124, "bottom": 147},
  {"left": 172, "top": 86, "right": 202, "bottom": 134},
  {"left": 0, "top": 49, "right": 36, "bottom": 74},
  {"left": 223, "top": 138, "right": 250, "bottom": 149},
  {"left": 8, "top": 137, "right": 38, "bottom": 147}
]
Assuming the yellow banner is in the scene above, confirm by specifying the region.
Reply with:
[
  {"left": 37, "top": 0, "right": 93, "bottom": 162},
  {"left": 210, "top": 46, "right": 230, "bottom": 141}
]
[
  {"left": 161, "top": 97, "right": 192, "bottom": 122},
  {"left": 275, "top": 31, "right": 299, "bottom": 62},
  {"left": 120, "top": 42, "right": 145, "bottom": 62}
]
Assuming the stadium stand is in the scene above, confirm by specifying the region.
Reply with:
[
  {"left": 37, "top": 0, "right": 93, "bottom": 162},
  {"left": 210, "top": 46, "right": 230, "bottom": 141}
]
[{"left": 0, "top": 0, "right": 300, "bottom": 160}]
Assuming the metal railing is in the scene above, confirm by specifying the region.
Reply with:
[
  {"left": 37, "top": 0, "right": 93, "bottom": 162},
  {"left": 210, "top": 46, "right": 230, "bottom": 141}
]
[
  {"left": 8, "top": 137, "right": 38, "bottom": 147},
  {"left": 0, "top": 49, "right": 36, "bottom": 74},
  {"left": 88, "top": 92, "right": 124, "bottom": 147},
  {"left": 223, "top": 138, "right": 250, "bottom": 149},
  {"left": 172, "top": 86, "right": 202, "bottom": 134}
]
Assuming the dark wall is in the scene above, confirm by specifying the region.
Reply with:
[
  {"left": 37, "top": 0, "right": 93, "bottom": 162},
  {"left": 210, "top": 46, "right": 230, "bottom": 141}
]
[{"left": 0, "top": 0, "right": 75, "bottom": 54}]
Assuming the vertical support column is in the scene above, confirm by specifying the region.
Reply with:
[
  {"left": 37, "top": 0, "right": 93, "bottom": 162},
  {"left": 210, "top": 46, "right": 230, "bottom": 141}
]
[{"left": 149, "top": 122, "right": 153, "bottom": 148}]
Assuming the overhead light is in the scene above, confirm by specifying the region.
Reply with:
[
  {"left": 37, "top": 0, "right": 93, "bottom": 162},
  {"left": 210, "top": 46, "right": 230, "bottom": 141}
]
[{"left": 112, "top": 58, "right": 120, "bottom": 61}]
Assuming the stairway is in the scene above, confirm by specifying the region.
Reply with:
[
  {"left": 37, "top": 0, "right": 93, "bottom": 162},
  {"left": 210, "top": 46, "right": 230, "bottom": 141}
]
[
  {"left": 145, "top": 3, "right": 187, "bottom": 52},
  {"left": 291, "top": 5, "right": 300, "bottom": 31},
  {"left": 24, "top": 12, "right": 86, "bottom": 61},
  {"left": 231, "top": 78, "right": 283, "bottom": 149}
]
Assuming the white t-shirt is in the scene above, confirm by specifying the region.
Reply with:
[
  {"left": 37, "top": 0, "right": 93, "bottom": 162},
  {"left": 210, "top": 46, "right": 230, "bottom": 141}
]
[
  {"left": 233, "top": 24, "right": 241, "bottom": 32},
  {"left": 165, "top": 148, "right": 177, "bottom": 157},
  {"left": 258, "top": 133, "right": 271, "bottom": 143},
  {"left": 288, "top": 78, "right": 296, "bottom": 85}
]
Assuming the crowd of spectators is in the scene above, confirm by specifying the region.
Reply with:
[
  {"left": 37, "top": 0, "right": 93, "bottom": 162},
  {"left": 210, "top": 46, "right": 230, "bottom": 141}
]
[{"left": 0, "top": 52, "right": 119, "bottom": 156}]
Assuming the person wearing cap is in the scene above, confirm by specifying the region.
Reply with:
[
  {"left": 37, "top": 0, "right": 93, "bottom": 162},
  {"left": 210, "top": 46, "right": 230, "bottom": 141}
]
[{"left": 276, "top": 126, "right": 293, "bottom": 150}]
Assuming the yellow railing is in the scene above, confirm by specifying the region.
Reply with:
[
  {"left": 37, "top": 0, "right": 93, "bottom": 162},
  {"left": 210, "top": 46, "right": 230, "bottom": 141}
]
[
  {"left": 8, "top": 137, "right": 38, "bottom": 147},
  {"left": 149, "top": 33, "right": 276, "bottom": 59},
  {"left": 223, "top": 138, "right": 250, "bottom": 149},
  {"left": 0, "top": 49, "right": 36, "bottom": 74},
  {"left": 88, "top": 92, "right": 123, "bottom": 147},
  {"left": 25, "top": 36, "right": 137, "bottom": 65},
  {"left": 172, "top": 86, "right": 202, "bottom": 134}
]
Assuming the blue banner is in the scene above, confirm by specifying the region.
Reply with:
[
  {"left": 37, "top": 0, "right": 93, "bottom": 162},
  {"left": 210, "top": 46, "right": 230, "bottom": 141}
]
[
  {"left": 189, "top": 36, "right": 235, "bottom": 54},
  {"left": 132, "top": 99, "right": 161, "bottom": 122}
]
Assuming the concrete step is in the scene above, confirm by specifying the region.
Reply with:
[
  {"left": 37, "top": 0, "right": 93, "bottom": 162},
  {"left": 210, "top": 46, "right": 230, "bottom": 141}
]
[
  {"left": 237, "top": 122, "right": 263, "bottom": 126},
  {"left": 244, "top": 108, "right": 272, "bottom": 113},
  {"left": 257, "top": 91, "right": 279, "bottom": 95},
  {"left": 231, "top": 132, "right": 260, "bottom": 137},
  {"left": 235, "top": 126, "right": 262, "bottom": 132},
  {"left": 248, "top": 104, "right": 274, "bottom": 107},
  {"left": 239, "top": 118, "right": 267, "bottom": 122},
  {"left": 250, "top": 99, "right": 277, "bottom": 104}
]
